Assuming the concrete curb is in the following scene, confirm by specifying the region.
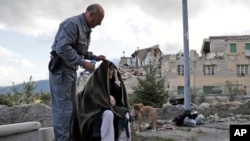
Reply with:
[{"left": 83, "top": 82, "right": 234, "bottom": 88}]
[{"left": 0, "top": 122, "right": 54, "bottom": 141}]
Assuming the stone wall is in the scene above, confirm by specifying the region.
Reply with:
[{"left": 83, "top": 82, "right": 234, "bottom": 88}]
[
  {"left": 1, "top": 100, "right": 250, "bottom": 127},
  {"left": 0, "top": 104, "right": 52, "bottom": 127}
]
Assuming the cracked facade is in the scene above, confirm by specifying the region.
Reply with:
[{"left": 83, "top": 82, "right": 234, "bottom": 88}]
[{"left": 119, "top": 35, "right": 250, "bottom": 95}]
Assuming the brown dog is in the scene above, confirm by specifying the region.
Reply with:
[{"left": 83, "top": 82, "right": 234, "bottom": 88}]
[{"left": 132, "top": 103, "right": 158, "bottom": 133}]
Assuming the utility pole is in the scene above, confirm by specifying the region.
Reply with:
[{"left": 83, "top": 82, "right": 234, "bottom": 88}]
[{"left": 182, "top": 0, "right": 191, "bottom": 113}]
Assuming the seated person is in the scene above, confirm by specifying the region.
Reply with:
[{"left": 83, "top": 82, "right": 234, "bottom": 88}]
[{"left": 71, "top": 60, "right": 131, "bottom": 141}]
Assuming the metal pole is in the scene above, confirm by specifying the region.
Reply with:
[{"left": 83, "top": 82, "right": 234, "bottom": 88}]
[{"left": 182, "top": 0, "right": 191, "bottom": 112}]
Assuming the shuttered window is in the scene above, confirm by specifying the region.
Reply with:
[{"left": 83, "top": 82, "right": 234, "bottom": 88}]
[
  {"left": 246, "top": 43, "right": 250, "bottom": 50},
  {"left": 177, "top": 65, "right": 184, "bottom": 75},
  {"left": 203, "top": 65, "right": 216, "bottom": 75},
  {"left": 177, "top": 86, "right": 184, "bottom": 95},
  {"left": 245, "top": 43, "right": 250, "bottom": 54},
  {"left": 230, "top": 43, "right": 237, "bottom": 53},
  {"left": 237, "top": 65, "right": 248, "bottom": 75}
]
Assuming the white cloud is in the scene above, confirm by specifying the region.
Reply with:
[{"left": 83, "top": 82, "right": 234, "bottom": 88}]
[
  {"left": 27, "top": 18, "right": 60, "bottom": 37},
  {"left": 0, "top": 0, "right": 250, "bottom": 86},
  {"left": 188, "top": 3, "right": 250, "bottom": 53},
  {"left": 12, "top": 58, "right": 34, "bottom": 69},
  {"left": 0, "top": 23, "right": 6, "bottom": 30},
  {"left": 0, "top": 65, "right": 44, "bottom": 86},
  {"left": 0, "top": 46, "right": 37, "bottom": 86},
  {"left": 0, "top": 46, "right": 17, "bottom": 57},
  {"left": 0, "top": 66, "right": 15, "bottom": 77},
  {"left": 92, "top": 5, "right": 184, "bottom": 56},
  {"left": 95, "top": 6, "right": 142, "bottom": 44},
  {"left": 0, "top": 66, "right": 21, "bottom": 86},
  {"left": 0, "top": 46, "right": 34, "bottom": 68},
  {"left": 1, "top": 18, "right": 60, "bottom": 37}
]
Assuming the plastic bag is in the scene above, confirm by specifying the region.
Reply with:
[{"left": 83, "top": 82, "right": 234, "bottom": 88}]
[{"left": 195, "top": 114, "right": 206, "bottom": 125}]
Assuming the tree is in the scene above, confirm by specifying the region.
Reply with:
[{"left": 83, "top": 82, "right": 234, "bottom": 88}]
[
  {"left": 11, "top": 82, "right": 24, "bottom": 106},
  {"left": 225, "top": 80, "right": 237, "bottom": 101},
  {"left": 132, "top": 65, "right": 168, "bottom": 108},
  {"left": 0, "top": 76, "right": 38, "bottom": 107},
  {"left": 37, "top": 91, "right": 51, "bottom": 105},
  {"left": 22, "top": 76, "right": 36, "bottom": 104},
  {"left": 0, "top": 94, "right": 12, "bottom": 107}
]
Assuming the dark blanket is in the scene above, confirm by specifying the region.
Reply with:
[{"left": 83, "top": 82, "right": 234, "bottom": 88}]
[{"left": 71, "top": 60, "right": 129, "bottom": 141}]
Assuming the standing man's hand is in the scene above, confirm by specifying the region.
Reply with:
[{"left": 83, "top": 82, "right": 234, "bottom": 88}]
[
  {"left": 96, "top": 55, "right": 106, "bottom": 61},
  {"left": 82, "top": 61, "right": 95, "bottom": 72}
]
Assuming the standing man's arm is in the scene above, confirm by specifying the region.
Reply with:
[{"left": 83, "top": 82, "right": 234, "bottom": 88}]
[
  {"left": 84, "top": 51, "right": 106, "bottom": 62},
  {"left": 54, "top": 21, "right": 96, "bottom": 71}
]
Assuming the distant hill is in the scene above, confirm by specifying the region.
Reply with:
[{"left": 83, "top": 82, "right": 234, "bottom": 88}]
[{"left": 0, "top": 80, "right": 50, "bottom": 94}]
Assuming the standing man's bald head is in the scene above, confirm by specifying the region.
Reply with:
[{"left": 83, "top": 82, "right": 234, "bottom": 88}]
[
  {"left": 86, "top": 3, "right": 104, "bottom": 17},
  {"left": 84, "top": 3, "right": 105, "bottom": 28}
]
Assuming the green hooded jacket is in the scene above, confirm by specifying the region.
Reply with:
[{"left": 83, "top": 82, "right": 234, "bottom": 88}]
[{"left": 71, "top": 60, "right": 129, "bottom": 141}]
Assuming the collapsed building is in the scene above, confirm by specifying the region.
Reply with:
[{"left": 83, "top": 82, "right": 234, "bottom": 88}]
[{"left": 119, "top": 35, "right": 250, "bottom": 96}]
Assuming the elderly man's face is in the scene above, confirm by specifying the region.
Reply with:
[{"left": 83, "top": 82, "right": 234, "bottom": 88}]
[{"left": 89, "top": 12, "right": 104, "bottom": 28}]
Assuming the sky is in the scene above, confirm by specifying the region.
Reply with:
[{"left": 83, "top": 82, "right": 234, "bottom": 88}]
[{"left": 0, "top": 0, "right": 250, "bottom": 86}]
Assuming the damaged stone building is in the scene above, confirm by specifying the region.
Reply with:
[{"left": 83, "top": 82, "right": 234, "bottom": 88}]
[
  {"left": 119, "top": 35, "right": 250, "bottom": 95},
  {"left": 119, "top": 44, "right": 163, "bottom": 67}
]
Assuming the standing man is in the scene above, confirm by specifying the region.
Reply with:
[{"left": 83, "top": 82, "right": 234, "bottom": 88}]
[{"left": 48, "top": 3, "right": 106, "bottom": 141}]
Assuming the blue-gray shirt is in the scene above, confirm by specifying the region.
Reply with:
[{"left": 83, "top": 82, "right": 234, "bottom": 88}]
[{"left": 51, "top": 13, "right": 96, "bottom": 71}]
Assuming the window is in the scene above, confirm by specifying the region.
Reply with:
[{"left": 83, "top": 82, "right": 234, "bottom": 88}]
[
  {"left": 237, "top": 65, "right": 248, "bottom": 76},
  {"left": 177, "top": 65, "right": 184, "bottom": 75},
  {"left": 203, "top": 65, "right": 216, "bottom": 75},
  {"left": 230, "top": 43, "right": 237, "bottom": 53},
  {"left": 245, "top": 43, "right": 250, "bottom": 54},
  {"left": 177, "top": 86, "right": 184, "bottom": 95}
]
